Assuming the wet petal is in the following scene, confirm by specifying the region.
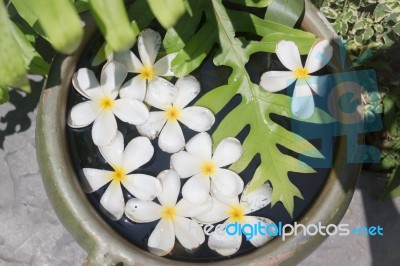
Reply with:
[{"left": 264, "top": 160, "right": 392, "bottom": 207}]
[
  {"left": 244, "top": 216, "right": 276, "bottom": 247},
  {"left": 292, "top": 82, "right": 315, "bottom": 119},
  {"left": 174, "top": 217, "right": 205, "bottom": 250},
  {"left": 100, "top": 180, "right": 125, "bottom": 220},
  {"left": 185, "top": 132, "right": 212, "bottom": 161},
  {"left": 212, "top": 137, "right": 243, "bottom": 167},
  {"left": 148, "top": 218, "right": 175, "bottom": 256},
  {"left": 92, "top": 110, "right": 118, "bottom": 146},
  {"left": 305, "top": 40, "right": 333, "bottom": 73},
  {"left": 306, "top": 75, "right": 330, "bottom": 97},
  {"left": 68, "top": 101, "right": 101, "bottom": 128},
  {"left": 112, "top": 99, "right": 149, "bottom": 126},
  {"left": 170, "top": 151, "right": 202, "bottom": 178},
  {"left": 145, "top": 77, "right": 178, "bottom": 110},
  {"left": 179, "top": 107, "right": 215, "bottom": 132},
  {"left": 241, "top": 183, "right": 273, "bottom": 215},
  {"left": 138, "top": 29, "right": 161, "bottom": 66},
  {"left": 122, "top": 174, "right": 161, "bottom": 200},
  {"left": 99, "top": 131, "right": 124, "bottom": 167},
  {"left": 157, "top": 170, "right": 181, "bottom": 206},
  {"left": 195, "top": 197, "right": 230, "bottom": 224},
  {"left": 176, "top": 196, "right": 213, "bottom": 217},
  {"left": 111, "top": 50, "right": 143, "bottom": 73},
  {"left": 125, "top": 198, "right": 162, "bottom": 222},
  {"left": 208, "top": 220, "right": 242, "bottom": 256},
  {"left": 260, "top": 71, "right": 297, "bottom": 92},
  {"left": 173, "top": 76, "right": 200, "bottom": 108},
  {"left": 276, "top": 41, "right": 303, "bottom": 71},
  {"left": 182, "top": 173, "right": 210, "bottom": 205},
  {"left": 158, "top": 120, "right": 185, "bottom": 153},
  {"left": 122, "top": 136, "right": 154, "bottom": 173},
  {"left": 211, "top": 169, "right": 244, "bottom": 198},
  {"left": 153, "top": 53, "right": 177, "bottom": 77},
  {"left": 72, "top": 68, "right": 102, "bottom": 100},
  {"left": 119, "top": 75, "right": 146, "bottom": 101},
  {"left": 82, "top": 168, "right": 112, "bottom": 192},
  {"left": 137, "top": 111, "right": 167, "bottom": 140},
  {"left": 101, "top": 61, "right": 127, "bottom": 99}
]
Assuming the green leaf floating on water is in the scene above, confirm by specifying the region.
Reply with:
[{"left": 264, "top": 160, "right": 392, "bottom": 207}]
[{"left": 165, "top": 0, "right": 331, "bottom": 216}]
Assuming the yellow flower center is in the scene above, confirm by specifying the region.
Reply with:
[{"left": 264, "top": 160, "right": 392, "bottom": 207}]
[
  {"left": 111, "top": 166, "right": 127, "bottom": 182},
  {"left": 294, "top": 68, "right": 309, "bottom": 79},
  {"left": 99, "top": 96, "right": 115, "bottom": 110},
  {"left": 228, "top": 205, "right": 245, "bottom": 223},
  {"left": 161, "top": 206, "right": 176, "bottom": 220},
  {"left": 139, "top": 65, "right": 155, "bottom": 80},
  {"left": 165, "top": 106, "right": 181, "bottom": 121},
  {"left": 201, "top": 161, "right": 216, "bottom": 176}
]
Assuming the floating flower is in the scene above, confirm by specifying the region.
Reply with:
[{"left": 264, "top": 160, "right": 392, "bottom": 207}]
[
  {"left": 68, "top": 62, "right": 149, "bottom": 146},
  {"left": 171, "top": 132, "right": 243, "bottom": 204},
  {"left": 111, "top": 29, "right": 178, "bottom": 107},
  {"left": 196, "top": 183, "right": 275, "bottom": 256},
  {"left": 137, "top": 76, "right": 215, "bottom": 153},
  {"left": 83, "top": 131, "right": 161, "bottom": 220},
  {"left": 260, "top": 40, "right": 333, "bottom": 119},
  {"left": 125, "top": 170, "right": 212, "bottom": 256}
]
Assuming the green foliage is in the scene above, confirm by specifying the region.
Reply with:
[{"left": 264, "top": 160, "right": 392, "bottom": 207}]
[
  {"left": 0, "top": 86, "right": 10, "bottom": 104},
  {"left": 265, "top": 0, "right": 305, "bottom": 27},
  {"left": 146, "top": 0, "right": 186, "bottom": 29}
]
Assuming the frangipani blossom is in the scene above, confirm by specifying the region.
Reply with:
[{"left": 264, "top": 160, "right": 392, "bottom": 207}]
[
  {"left": 83, "top": 132, "right": 161, "bottom": 220},
  {"left": 111, "top": 29, "right": 178, "bottom": 106},
  {"left": 68, "top": 62, "right": 149, "bottom": 146},
  {"left": 171, "top": 132, "right": 244, "bottom": 205},
  {"left": 137, "top": 76, "right": 215, "bottom": 153},
  {"left": 196, "top": 183, "right": 276, "bottom": 256},
  {"left": 125, "top": 170, "right": 212, "bottom": 256},
  {"left": 260, "top": 40, "right": 333, "bottom": 119}
]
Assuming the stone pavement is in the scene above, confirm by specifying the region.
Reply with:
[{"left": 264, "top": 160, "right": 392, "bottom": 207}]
[{"left": 0, "top": 80, "right": 399, "bottom": 266}]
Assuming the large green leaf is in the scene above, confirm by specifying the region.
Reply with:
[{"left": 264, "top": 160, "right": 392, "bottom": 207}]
[
  {"left": 265, "top": 0, "right": 305, "bottom": 27},
  {"left": 146, "top": 0, "right": 186, "bottom": 29}
]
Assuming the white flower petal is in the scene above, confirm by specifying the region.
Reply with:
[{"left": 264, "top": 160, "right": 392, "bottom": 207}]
[
  {"left": 122, "top": 174, "right": 161, "bottom": 200},
  {"left": 72, "top": 68, "right": 102, "bottom": 100},
  {"left": 158, "top": 120, "right": 185, "bottom": 153},
  {"left": 176, "top": 196, "right": 213, "bottom": 217},
  {"left": 145, "top": 77, "right": 178, "bottom": 110},
  {"left": 111, "top": 50, "right": 143, "bottom": 73},
  {"left": 260, "top": 71, "right": 297, "bottom": 92},
  {"left": 137, "top": 111, "right": 167, "bottom": 140},
  {"left": 306, "top": 75, "right": 330, "bottom": 97},
  {"left": 92, "top": 110, "right": 118, "bottom": 146},
  {"left": 179, "top": 107, "right": 215, "bottom": 132},
  {"left": 122, "top": 136, "right": 154, "bottom": 173},
  {"left": 174, "top": 216, "right": 205, "bottom": 250},
  {"left": 292, "top": 82, "right": 315, "bottom": 119},
  {"left": 100, "top": 180, "right": 125, "bottom": 220},
  {"left": 98, "top": 131, "right": 124, "bottom": 167},
  {"left": 101, "top": 61, "right": 127, "bottom": 99},
  {"left": 208, "top": 220, "right": 242, "bottom": 256},
  {"left": 153, "top": 53, "right": 177, "bottom": 77},
  {"left": 244, "top": 216, "right": 276, "bottom": 247},
  {"left": 68, "top": 101, "right": 101, "bottom": 128},
  {"left": 170, "top": 151, "right": 202, "bottom": 178},
  {"left": 305, "top": 40, "right": 333, "bottom": 73},
  {"left": 211, "top": 169, "right": 244, "bottom": 198},
  {"left": 125, "top": 198, "right": 162, "bottom": 222},
  {"left": 112, "top": 99, "right": 149, "bottom": 126},
  {"left": 119, "top": 75, "right": 147, "bottom": 101},
  {"left": 212, "top": 137, "right": 243, "bottom": 168},
  {"left": 173, "top": 76, "right": 200, "bottom": 108},
  {"left": 158, "top": 170, "right": 181, "bottom": 206},
  {"left": 138, "top": 29, "right": 161, "bottom": 66},
  {"left": 276, "top": 41, "right": 303, "bottom": 71},
  {"left": 185, "top": 132, "right": 212, "bottom": 161},
  {"left": 241, "top": 183, "right": 273, "bottom": 215},
  {"left": 148, "top": 218, "right": 175, "bottom": 256},
  {"left": 195, "top": 197, "right": 230, "bottom": 224},
  {"left": 182, "top": 173, "right": 210, "bottom": 204},
  {"left": 82, "top": 168, "right": 112, "bottom": 192},
  {"left": 210, "top": 184, "right": 240, "bottom": 206}
]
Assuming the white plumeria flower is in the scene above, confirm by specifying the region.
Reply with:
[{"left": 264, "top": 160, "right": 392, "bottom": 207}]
[
  {"left": 83, "top": 131, "right": 161, "bottom": 220},
  {"left": 260, "top": 40, "right": 333, "bottom": 119},
  {"left": 68, "top": 61, "right": 149, "bottom": 146},
  {"left": 111, "top": 29, "right": 178, "bottom": 107},
  {"left": 125, "top": 170, "right": 212, "bottom": 256},
  {"left": 171, "top": 132, "right": 244, "bottom": 205},
  {"left": 196, "top": 183, "right": 275, "bottom": 256},
  {"left": 137, "top": 76, "right": 215, "bottom": 153}
]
